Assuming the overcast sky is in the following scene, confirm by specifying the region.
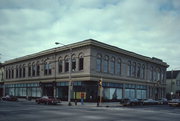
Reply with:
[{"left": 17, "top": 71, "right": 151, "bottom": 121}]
[{"left": 0, "top": 0, "right": 179, "bottom": 70}]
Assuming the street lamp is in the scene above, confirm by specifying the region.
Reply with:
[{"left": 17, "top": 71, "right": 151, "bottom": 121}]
[{"left": 55, "top": 42, "right": 72, "bottom": 106}]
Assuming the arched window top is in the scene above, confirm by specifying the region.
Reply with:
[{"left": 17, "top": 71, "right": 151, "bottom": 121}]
[
  {"left": 72, "top": 54, "right": 76, "bottom": 59},
  {"left": 58, "top": 56, "right": 62, "bottom": 61},
  {"left": 36, "top": 61, "right": 40, "bottom": 65},
  {"left": 111, "top": 56, "right": 115, "bottom": 61},
  {"left": 133, "top": 62, "right": 136, "bottom": 65},
  {"left": 97, "top": 53, "right": 102, "bottom": 58},
  {"left": 137, "top": 63, "right": 141, "bottom": 67},
  {"left": 64, "top": 55, "right": 69, "bottom": 60},
  {"left": 104, "top": 55, "right": 109, "bottom": 60},
  {"left": 142, "top": 64, "right": 145, "bottom": 68},
  {"left": 128, "top": 60, "right": 131, "bottom": 65},
  {"left": 79, "top": 52, "right": 84, "bottom": 58},
  {"left": 117, "top": 58, "right": 121, "bottom": 63}
]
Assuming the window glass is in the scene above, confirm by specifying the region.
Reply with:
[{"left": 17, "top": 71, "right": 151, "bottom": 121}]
[{"left": 58, "top": 60, "right": 63, "bottom": 73}]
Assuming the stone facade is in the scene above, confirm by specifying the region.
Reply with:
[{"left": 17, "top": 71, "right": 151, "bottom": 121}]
[{"left": 2, "top": 39, "right": 168, "bottom": 101}]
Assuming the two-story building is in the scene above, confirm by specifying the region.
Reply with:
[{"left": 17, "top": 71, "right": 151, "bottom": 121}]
[
  {"left": 0, "top": 63, "right": 4, "bottom": 97},
  {"left": 2, "top": 39, "right": 169, "bottom": 101},
  {"left": 166, "top": 70, "right": 180, "bottom": 99}
]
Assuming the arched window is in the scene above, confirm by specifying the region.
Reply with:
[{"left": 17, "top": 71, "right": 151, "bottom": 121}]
[
  {"left": 153, "top": 68, "right": 157, "bottom": 81},
  {"left": 116, "top": 58, "right": 121, "bottom": 75},
  {"left": 150, "top": 66, "right": 153, "bottom": 81},
  {"left": 79, "top": 53, "right": 84, "bottom": 71},
  {"left": 137, "top": 63, "right": 141, "bottom": 78},
  {"left": 96, "top": 54, "right": 102, "bottom": 72},
  {"left": 44, "top": 60, "right": 52, "bottom": 75},
  {"left": 103, "top": 55, "right": 109, "bottom": 73},
  {"left": 22, "top": 64, "right": 26, "bottom": 78},
  {"left": 72, "top": 54, "right": 76, "bottom": 71},
  {"left": 64, "top": 56, "right": 69, "bottom": 72},
  {"left": 58, "top": 57, "right": 63, "bottom": 73},
  {"left": 132, "top": 62, "right": 136, "bottom": 77},
  {"left": 157, "top": 68, "right": 161, "bottom": 81},
  {"left": 11, "top": 67, "right": 14, "bottom": 79},
  {"left": 32, "top": 62, "right": 36, "bottom": 77},
  {"left": 127, "top": 61, "right": 131, "bottom": 76},
  {"left": 28, "top": 63, "right": 31, "bottom": 77},
  {"left": 141, "top": 64, "right": 145, "bottom": 79},
  {"left": 36, "top": 62, "right": 40, "bottom": 76},
  {"left": 16, "top": 65, "right": 19, "bottom": 78},
  {"left": 19, "top": 65, "right": 22, "bottom": 78},
  {"left": 110, "top": 57, "right": 115, "bottom": 74},
  {"left": 8, "top": 68, "right": 11, "bottom": 79}
]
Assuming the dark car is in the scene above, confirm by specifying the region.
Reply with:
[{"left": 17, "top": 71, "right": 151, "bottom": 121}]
[
  {"left": 143, "top": 99, "right": 159, "bottom": 105},
  {"left": 36, "top": 96, "right": 60, "bottom": 105},
  {"left": 1, "top": 95, "right": 18, "bottom": 101},
  {"left": 158, "top": 98, "right": 168, "bottom": 105},
  {"left": 120, "top": 98, "right": 142, "bottom": 106},
  {"left": 168, "top": 99, "right": 180, "bottom": 107}
]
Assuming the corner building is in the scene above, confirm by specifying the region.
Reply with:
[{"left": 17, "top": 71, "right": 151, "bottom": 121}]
[{"left": 3, "top": 39, "right": 168, "bottom": 101}]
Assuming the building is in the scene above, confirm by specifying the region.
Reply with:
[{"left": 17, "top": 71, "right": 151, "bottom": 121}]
[
  {"left": 2, "top": 39, "right": 168, "bottom": 101},
  {"left": 0, "top": 63, "right": 4, "bottom": 97},
  {"left": 166, "top": 70, "right": 180, "bottom": 98}
]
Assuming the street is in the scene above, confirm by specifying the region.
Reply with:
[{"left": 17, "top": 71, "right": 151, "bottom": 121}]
[{"left": 0, "top": 100, "right": 180, "bottom": 121}]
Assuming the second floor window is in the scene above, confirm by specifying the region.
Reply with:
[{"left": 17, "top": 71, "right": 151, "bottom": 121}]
[
  {"left": 72, "top": 55, "right": 76, "bottom": 71},
  {"left": 132, "top": 62, "right": 136, "bottom": 77},
  {"left": 58, "top": 60, "right": 63, "bottom": 73},
  {"left": 16, "top": 66, "right": 19, "bottom": 78},
  {"left": 110, "top": 57, "right": 115, "bottom": 74},
  {"left": 127, "top": 61, "right": 131, "bottom": 76},
  {"left": 32, "top": 64, "right": 36, "bottom": 76},
  {"left": 23, "top": 65, "right": 25, "bottom": 78},
  {"left": 103, "top": 56, "right": 109, "bottom": 73},
  {"left": 137, "top": 64, "right": 141, "bottom": 78},
  {"left": 36, "top": 64, "right": 40, "bottom": 76},
  {"left": 44, "top": 62, "right": 51, "bottom": 75},
  {"left": 65, "top": 58, "right": 69, "bottom": 72},
  {"left": 116, "top": 59, "right": 121, "bottom": 75},
  {"left": 28, "top": 64, "right": 31, "bottom": 77},
  {"left": 96, "top": 54, "right": 102, "bottom": 72}
]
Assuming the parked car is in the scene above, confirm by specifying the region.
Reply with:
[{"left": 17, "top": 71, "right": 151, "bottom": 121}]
[
  {"left": 143, "top": 99, "right": 158, "bottom": 105},
  {"left": 1, "top": 95, "right": 18, "bottom": 101},
  {"left": 120, "top": 98, "right": 143, "bottom": 106},
  {"left": 35, "top": 96, "right": 60, "bottom": 105},
  {"left": 168, "top": 99, "right": 180, "bottom": 107},
  {"left": 158, "top": 98, "right": 168, "bottom": 105}
]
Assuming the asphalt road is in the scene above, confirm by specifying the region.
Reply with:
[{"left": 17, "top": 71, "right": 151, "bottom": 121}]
[{"left": 0, "top": 100, "right": 180, "bottom": 121}]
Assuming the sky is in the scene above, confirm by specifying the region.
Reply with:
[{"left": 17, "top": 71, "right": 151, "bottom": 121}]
[{"left": 0, "top": 0, "right": 180, "bottom": 70}]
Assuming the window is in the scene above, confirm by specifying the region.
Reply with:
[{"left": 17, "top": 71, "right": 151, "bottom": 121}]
[
  {"left": 103, "top": 55, "right": 109, "bottom": 73},
  {"left": 153, "top": 68, "right": 157, "bottom": 81},
  {"left": 11, "top": 68, "right": 14, "bottom": 79},
  {"left": 8, "top": 69, "right": 11, "bottom": 79},
  {"left": 22, "top": 65, "right": 25, "bottom": 78},
  {"left": 157, "top": 68, "right": 161, "bottom": 81},
  {"left": 141, "top": 64, "right": 145, "bottom": 79},
  {"left": 116, "top": 58, "right": 121, "bottom": 75},
  {"left": 32, "top": 63, "right": 36, "bottom": 76},
  {"left": 6, "top": 69, "right": 8, "bottom": 79},
  {"left": 65, "top": 56, "right": 69, "bottom": 72},
  {"left": 110, "top": 57, "right": 115, "bottom": 74},
  {"left": 137, "top": 64, "right": 141, "bottom": 78},
  {"left": 19, "top": 66, "right": 22, "bottom": 78},
  {"left": 127, "top": 61, "right": 131, "bottom": 76},
  {"left": 44, "top": 61, "right": 52, "bottom": 75},
  {"left": 58, "top": 58, "right": 63, "bottom": 73},
  {"left": 132, "top": 62, "right": 136, "bottom": 77},
  {"left": 150, "top": 66, "right": 153, "bottom": 81},
  {"left": 79, "top": 53, "right": 84, "bottom": 71},
  {"left": 36, "top": 62, "right": 40, "bottom": 76},
  {"left": 16, "top": 66, "right": 19, "bottom": 78},
  {"left": 28, "top": 63, "right": 31, "bottom": 77},
  {"left": 96, "top": 54, "right": 102, "bottom": 72},
  {"left": 72, "top": 55, "right": 76, "bottom": 71}
]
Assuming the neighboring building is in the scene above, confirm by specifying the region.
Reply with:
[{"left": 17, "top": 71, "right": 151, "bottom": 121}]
[
  {"left": 0, "top": 63, "right": 4, "bottom": 97},
  {"left": 166, "top": 70, "right": 180, "bottom": 98},
  {"left": 2, "top": 39, "right": 168, "bottom": 101}
]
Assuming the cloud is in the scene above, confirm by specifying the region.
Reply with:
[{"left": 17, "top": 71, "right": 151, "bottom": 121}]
[{"left": 0, "top": 0, "right": 180, "bottom": 70}]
